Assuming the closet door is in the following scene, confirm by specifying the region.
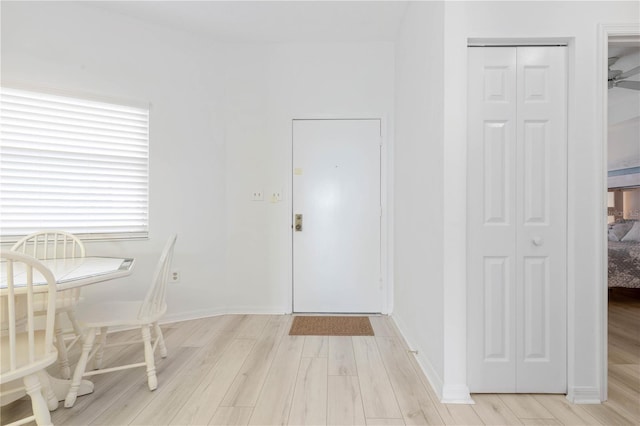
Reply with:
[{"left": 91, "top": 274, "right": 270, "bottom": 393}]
[
  {"left": 468, "top": 47, "right": 518, "bottom": 392},
  {"left": 467, "top": 46, "right": 567, "bottom": 393},
  {"left": 515, "top": 46, "right": 567, "bottom": 393}
]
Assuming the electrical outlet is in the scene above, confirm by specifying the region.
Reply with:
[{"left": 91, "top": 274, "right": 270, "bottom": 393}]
[
  {"left": 170, "top": 269, "right": 181, "bottom": 283},
  {"left": 252, "top": 191, "right": 264, "bottom": 201}
]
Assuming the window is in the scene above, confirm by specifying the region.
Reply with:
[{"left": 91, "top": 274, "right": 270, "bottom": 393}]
[{"left": 0, "top": 87, "right": 149, "bottom": 241}]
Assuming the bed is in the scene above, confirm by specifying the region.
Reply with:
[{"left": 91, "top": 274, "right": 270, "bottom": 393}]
[{"left": 608, "top": 220, "right": 640, "bottom": 288}]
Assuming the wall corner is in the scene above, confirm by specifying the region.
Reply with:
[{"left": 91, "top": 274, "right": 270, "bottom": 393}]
[{"left": 441, "top": 384, "right": 474, "bottom": 404}]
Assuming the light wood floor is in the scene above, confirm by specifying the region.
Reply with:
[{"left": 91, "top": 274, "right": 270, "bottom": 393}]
[{"left": 2, "top": 297, "right": 639, "bottom": 425}]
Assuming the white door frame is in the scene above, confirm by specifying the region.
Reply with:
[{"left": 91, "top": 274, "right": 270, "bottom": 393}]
[
  {"left": 287, "top": 114, "right": 392, "bottom": 315},
  {"left": 596, "top": 23, "right": 640, "bottom": 403}
]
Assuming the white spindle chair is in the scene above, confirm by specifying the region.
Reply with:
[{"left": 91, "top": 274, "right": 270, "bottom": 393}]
[
  {"left": 1, "top": 250, "right": 59, "bottom": 426},
  {"left": 12, "top": 230, "right": 86, "bottom": 380},
  {"left": 64, "top": 234, "right": 177, "bottom": 408}
]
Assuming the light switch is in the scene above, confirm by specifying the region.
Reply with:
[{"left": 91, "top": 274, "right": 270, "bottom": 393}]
[{"left": 271, "top": 192, "right": 282, "bottom": 203}]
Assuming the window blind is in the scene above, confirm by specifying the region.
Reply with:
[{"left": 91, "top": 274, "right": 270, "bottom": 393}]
[{"left": 0, "top": 87, "right": 149, "bottom": 241}]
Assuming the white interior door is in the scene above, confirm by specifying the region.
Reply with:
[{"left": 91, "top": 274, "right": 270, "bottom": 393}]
[
  {"left": 293, "top": 119, "right": 381, "bottom": 313},
  {"left": 467, "top": 46, "right": 567, "bottom": 393}
]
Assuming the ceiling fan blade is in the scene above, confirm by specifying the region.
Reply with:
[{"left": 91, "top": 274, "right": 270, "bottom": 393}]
[
  {"left": 609, "top": 69, "right": 623, "bottom": 80},
  {"left": 615, "top": 80, "right": 640, "bottom": 90},
  {"left": 608, "top": 57, "right": 619, "bottom": 67},
  {"left": 618, "top": 65, "right": 640, "bottom": 79}
]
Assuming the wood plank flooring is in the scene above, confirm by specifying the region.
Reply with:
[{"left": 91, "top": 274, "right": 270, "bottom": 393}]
[{"left": 2, "top": 293, "right": 639, "bottom": 425}]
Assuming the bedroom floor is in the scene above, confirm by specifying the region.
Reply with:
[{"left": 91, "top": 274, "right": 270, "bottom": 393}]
[
  {"left": 607, "top": 288, "right": 640, "bottom": 423},
  {"left": 2, "top": 308, "right": 639, "bottom": 425}
]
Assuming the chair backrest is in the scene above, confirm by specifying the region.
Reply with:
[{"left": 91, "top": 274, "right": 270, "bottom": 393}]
[
  {"left": 138, "top": 234, "right": 177, "bottom": 321},
  {"left": 12, "top": 230, "right": 85, "bottom": 310},
  {"left": 12, "top": 230, "right": 85, "bottom": 260},
  {"left": 0, "top": 250, "right": 57, "bottom": 384}
]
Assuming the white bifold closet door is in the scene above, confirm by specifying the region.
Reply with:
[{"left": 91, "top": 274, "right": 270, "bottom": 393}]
[{"left": 467, "top": 46, "right": 567, "bottom": 393}]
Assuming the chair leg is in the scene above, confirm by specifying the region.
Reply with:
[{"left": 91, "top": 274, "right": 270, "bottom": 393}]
[
  {"left": 36, "top": 370, "right": 58, "bottom": 412},
  {"left": 94, "top": 326, "right": 108, "bottom": 370},
  {"left": 23, "top": 373, "right": 53, "bottom": 426},
  {"left": 54, "top": 313, "right": 71, "bottom": 379},
  {"left": 154, "top": 322, "right": 167, "bottom": 358},
  {"left": 141, "top": 324, "right": 158, "bottom": 391},
  {"left": 65, "top": 327, "right": 96, "bottom": 408}
]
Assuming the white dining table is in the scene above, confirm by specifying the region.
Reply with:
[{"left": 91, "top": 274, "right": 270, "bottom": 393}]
[
  {"left": 0, "top": 256, "right": 135, "bottom": 292},
  {"left": 0, "top": 256, "right": 135, "bottom": 409}
]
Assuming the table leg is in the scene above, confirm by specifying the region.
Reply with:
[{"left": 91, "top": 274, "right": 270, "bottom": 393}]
[
  {"left": 48, "top": 376, "right": 94, "bottom": 402},
  {"left": 0, "top": 374, "right": 93, "bottom": 411},
  {"left": 65, "top": 327, "right": 96, "bottom": 408}
]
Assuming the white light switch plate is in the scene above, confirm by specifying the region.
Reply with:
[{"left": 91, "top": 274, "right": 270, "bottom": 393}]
[{"left": 270, "top": 192, "right": 282, "bottom": 203}]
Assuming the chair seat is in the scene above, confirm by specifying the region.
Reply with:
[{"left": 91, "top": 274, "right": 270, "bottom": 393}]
[
  {"left": 1, "top": 333, "right": 58, "bottom": 384},
  {"left": 76, "top": 301, "right": 166, "bottom": 328}
]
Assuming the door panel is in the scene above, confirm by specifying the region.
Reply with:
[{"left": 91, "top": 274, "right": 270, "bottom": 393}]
[
  {"left": 523, "top": 121, "right": 549, "bottom": 223},
  {"left": 468, "top": 47, "right": 518, "bottom": 392},
  {"left": 522, "top": 256, "right": 550, "bottom": 360},
  {"left": 468, "top": 46, "right": 567, "bottom": 393},
  {"left": 292, "top": 119, "right": 381, "bottom": 313},
  {"left": 483, "top": 121, "right": 510, "bottom": 224},
  {"left": 516, "top": 47, "right": 567, "bottom": 393},
  {"left": 483, "top": 256, "right": 510, "bottom": 361}
]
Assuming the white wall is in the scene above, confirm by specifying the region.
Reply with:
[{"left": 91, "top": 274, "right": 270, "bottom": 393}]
[
  {"left": 609, "top": 118, "right": 640, "bottom": 170},
  {"left": 393, "top": 0, "right": 639, "bottom": 404},
  {"left": 393, "top": 1, "right": 446, "bottom": 397},
  {"left": 1, "top": 2, "right": 231, "bottom": 317},
  {"left": 224, "top": 41, "right": 395, "bottom": 313},
  {"left": 0, "top": 2, "right": 395, "bottom": 319},
  {"left": 439, "top": 0, "right": 639, "bottom": 403}
]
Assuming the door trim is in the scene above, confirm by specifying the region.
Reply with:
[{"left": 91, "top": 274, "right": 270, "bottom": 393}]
[
  {"left": 595, "top": 23, "right": 640, "bottom": 404},
  {"left": 287, "top": 114, "right": 392, "bottom": 315}
]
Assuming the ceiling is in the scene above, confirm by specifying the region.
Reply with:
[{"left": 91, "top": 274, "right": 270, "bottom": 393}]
[{"left": 87, "top": 1, "right": 410, "bottom": 43}]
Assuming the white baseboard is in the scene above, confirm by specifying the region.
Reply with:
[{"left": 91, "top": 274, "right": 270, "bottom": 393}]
[
  {"left": 390, "top": 314, "right": 474, "bottom": 405},
  {"left": 441, "top": 384, "right": 474, "bottom": 404},
  {"left": 93, "top": 307, "right": 289, "bottom": 334},
  {"left": 161, "top": 306, "right": 288, "bottom": 325},
  {"left": 566, "top": 386, "right": 602, "bottom": 404},
  {"left": 390, "top": 313, "right": 444, "bottom": 401}
]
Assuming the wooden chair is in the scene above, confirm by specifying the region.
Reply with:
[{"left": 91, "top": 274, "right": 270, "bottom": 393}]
[
  {"left": 1, "top": 250, "right": 59, "bottom": 426},
  {"left": 12, "top": 230, "right": 86, "bottom": 380},
  {"left": 64, "top": 234, "right": 177, "bottom": 408}
]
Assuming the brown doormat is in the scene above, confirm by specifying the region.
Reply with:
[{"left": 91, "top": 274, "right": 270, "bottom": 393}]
[{"left": 289, "top": 316, "right": 374, "bottom": 336}]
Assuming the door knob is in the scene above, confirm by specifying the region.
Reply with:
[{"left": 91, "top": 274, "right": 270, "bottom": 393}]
[
  {"left": 295, "top": 214, "right": 303, "bottom": 232},
  {"left": 532, "top": 237, "right": 543, "bottom": 246}
]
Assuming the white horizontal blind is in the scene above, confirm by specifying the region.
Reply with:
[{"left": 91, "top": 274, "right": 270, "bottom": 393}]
[{"left": 0, "top": 87, "right": 149, "bottom": 241}]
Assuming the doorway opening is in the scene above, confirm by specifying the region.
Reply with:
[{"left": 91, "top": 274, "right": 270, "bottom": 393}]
[
  {"left": 606, "top": 35, "right": 640, "bottom": 402},
  {"left": 604, "top": 34, "right": 640, "bottom": 408}
]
